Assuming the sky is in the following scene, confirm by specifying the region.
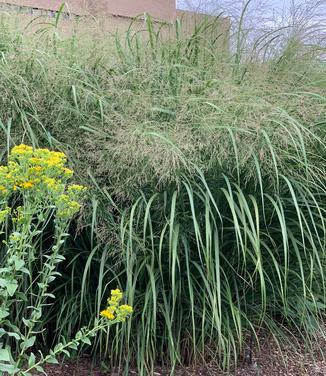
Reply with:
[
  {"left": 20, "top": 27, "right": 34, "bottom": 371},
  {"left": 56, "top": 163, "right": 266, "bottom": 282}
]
[
  {"left": 176, "top": 0, "right": 325, "bottom": 19},
  {"left": 176, "top": 0, "right": 325, "bottom": 53},
  {"left": 175, "top": 0, "right": 290, "bottom": 28},
  {"left": 176, "top": 0, "right": 287, "bottom": 12},
  {"left": 176, "top": 0, "right": 325, "bottom": 32}
]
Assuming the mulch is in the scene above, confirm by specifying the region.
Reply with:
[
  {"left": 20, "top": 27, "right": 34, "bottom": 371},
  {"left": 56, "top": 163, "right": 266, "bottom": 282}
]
[{"left": 39, "top": 336, "right": 326, "bottom": 376}]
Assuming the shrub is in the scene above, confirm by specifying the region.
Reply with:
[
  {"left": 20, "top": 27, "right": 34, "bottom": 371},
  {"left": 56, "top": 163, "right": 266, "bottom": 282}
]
[{"left": 0, "top": 11, "right": 325, "bottom": 374}]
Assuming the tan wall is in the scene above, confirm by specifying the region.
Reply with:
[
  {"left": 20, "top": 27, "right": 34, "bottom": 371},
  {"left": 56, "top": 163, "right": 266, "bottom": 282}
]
[
  {"left": 0, "top": 0, "right": 176, "bottom": 20},
  {"left": 89, "top": 0, "right": 176, "bottom": 21},
  {"left": 0, "top": 0, "right": 87, "bottom": 14},
  {"left": 176, "top": 10, "right": 230, "bottom": 48},
  {"left": 0, "top": 1, "right": 230, "bottom": 51}
]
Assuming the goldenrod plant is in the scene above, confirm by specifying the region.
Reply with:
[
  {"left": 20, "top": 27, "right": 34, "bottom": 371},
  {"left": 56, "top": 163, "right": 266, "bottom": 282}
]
[
  {"left": 20, "top": 288, "right": 132, "bottom": 376},
  {"left": 0, "top": 145, "right": 132, "bottom": 374}
]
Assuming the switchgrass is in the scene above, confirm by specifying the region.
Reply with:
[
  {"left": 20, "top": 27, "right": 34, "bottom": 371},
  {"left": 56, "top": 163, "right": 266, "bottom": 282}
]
[{"left": 0, "top": 8, "right": 325, "bottom": 375}]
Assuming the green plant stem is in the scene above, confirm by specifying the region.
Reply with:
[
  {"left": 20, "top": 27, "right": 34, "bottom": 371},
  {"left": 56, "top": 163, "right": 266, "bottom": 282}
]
[
  {"left": 17, "top": 229, "right": 68, "bottom": 365},
  {"left": 20, "top": 320, "right": 111, "bottom": 375}
]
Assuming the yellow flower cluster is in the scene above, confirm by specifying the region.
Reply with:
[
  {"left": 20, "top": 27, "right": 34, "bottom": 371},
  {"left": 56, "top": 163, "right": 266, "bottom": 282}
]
[
  {"left": 6, "top": 144, "right": 72, "bottom": 190},
  {"left": 100, "top": 289, "right": 133, "bottom": 322},
  {"left": 56, "top": 194, "right": 81, "bottom": 220},
  {"left": 0, "top": 144, "right": 86, "bottom": 221}
]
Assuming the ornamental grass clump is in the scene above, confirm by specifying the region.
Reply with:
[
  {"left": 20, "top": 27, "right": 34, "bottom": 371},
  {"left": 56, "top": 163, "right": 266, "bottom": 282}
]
[
  {"left": 0, "top": 8, "right": 325, "bottom": 374},
  {"left": 0, "top": 145, "right": 132, "bottom": 375}
]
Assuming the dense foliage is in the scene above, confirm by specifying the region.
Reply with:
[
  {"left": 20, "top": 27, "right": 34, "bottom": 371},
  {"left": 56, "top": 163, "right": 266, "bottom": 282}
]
[{"left": 0, "top": 11, "right": 325, "bottom": 375}]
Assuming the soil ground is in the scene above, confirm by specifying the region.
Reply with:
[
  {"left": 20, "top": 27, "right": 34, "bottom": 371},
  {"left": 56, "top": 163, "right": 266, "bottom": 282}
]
[{"left": 40, "top": 336, "right": 326, "bottom": 376}]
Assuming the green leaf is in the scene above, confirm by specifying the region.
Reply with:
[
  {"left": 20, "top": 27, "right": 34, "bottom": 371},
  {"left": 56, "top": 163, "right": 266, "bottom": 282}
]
[
  {"left": 16, "top": 292, "right": 28, "bottom": 301},
  {"left": 22, "top": 318, "right": 32, "bottom": 328},
  {"left": 44, "top": 293, "right": 55, "bottom": 299},
  {"left": 55, "top": 255, "right": 65, "bottom": 261},
  {"left": 28, "top": 353, "right": 35, "bottom": 368},
  {"left": 75, "top": 331, "right": 82, "bottom": 340},
  {"left": 0, "top": 348, "right": 10, "bottom": 362},
  {"left": 81, "top": 337, "right": 91, "bottom": 345},
  {"left": 0, "top": 279, "right": 18, "bottom": 297},
  {"left": 6, "top": 282, "right": 18, "bottom": 297},
  {"left": 0, "top": 329, "right": 20, "bottom": 341},
  {"left": 68, "top": 342, "right": 78, "bottom": 350},
  {"left": 53, "top": 343, "right": 63, "bottom": 352},
  {"left": 20, "top": 336, "right": 36, "bottom": 350},
  {"left": 45, "top": 356, "right": 59, "bottom": 364},
  {"left": 35, "top": 365, "right": 45, "bottom": 373},
  {"left": 0, "top": 308, "right": 9, "bottom": 320},
  {"left": 61, "top": 349, "right": 70, "bottom": 357},
  {"left": 20, "top": 267, "right": 30, "bottom": 275},
  {"left": 0, "top": 363, "right": 19, "bottom": 374},
  {"left": 12, "top": 256, "right": 25, "bottom": 271},
  {"left": 8, "top": 332, "right": 20, "bottom": 340},
  {"left": 31, "top": 308, "right": 42, "bottom": 321}
]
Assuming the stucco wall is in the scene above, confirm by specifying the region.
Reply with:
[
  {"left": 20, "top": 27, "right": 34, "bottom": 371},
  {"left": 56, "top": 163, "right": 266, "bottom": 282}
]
[
  {"left": 176, "top": 10, "right": 230, "bottom": 49},
  {"left": 0, "top": 0, "right": 176, "bottom": 20},
  {"left": 0, "top": 0, "right": 87, "bottom": 14},
  {"left": 89, "top": 0, "right": 175, "bottom": 21},
  {"left": 0, "top": 1, "right": 230, "bottom": 52}
]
